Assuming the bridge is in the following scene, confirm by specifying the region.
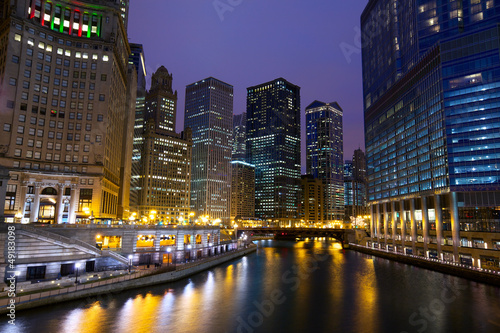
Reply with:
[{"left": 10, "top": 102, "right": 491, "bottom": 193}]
[{"left": 236, "top": 227, "right": 355, "bottom": 249}]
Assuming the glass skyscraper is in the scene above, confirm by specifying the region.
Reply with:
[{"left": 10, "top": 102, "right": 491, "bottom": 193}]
[
  {"left": 246, "top": 78, "right": 301, "bottom": 225},
  {"left": 362, "top": 0, "right": 500, "bottom": 267},
  {"left": 305, "top": 101, "right": 344, "bottom": 225},
  {"left": 232, "top": 112, "right": 247, "bottom": 161},
  {"left": 185, "top": 77, "right": 233, "bottom": 223}
]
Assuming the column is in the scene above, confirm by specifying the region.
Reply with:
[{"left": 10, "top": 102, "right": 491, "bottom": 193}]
[
  {"left": 30, "top": 183, "right": 41, "bottom": 223},
  {"left": 19, "top": 185, "right": 28, "bottom": 222},
  {"left": 410, "top": 198, "right": 417, "bottom": 254},
  {"left": 391, "top": 201, "right": 397, "bottom": 249},
  {"left": 422, "top": 196, "right": 429, "bottom": 256},
  {"left": 56, "top": 184, "right": 65, "bottom": 224},
  {"left": 449, "top": 192, "right": 460, "bottom": 262},
  {"left": 68, "top": 185, "right": 78, "bottom": 224},
  {"left": 376, "top": 204, "right": 381, "bottom": 242},
  {"left": 400, "top": 200, "right": 406, "bottom": 250},
  {"left": 434, "top": 195, "right": 443, "bottom": 257},
  {"left": 370, "top": 204, "right": 375, "bottom": 241},
  {"left": 383, "top": 203, "right": 388, "bottom": 249},
  {"left": 154, "top": 230, "right": 162, "bottom": 264}
]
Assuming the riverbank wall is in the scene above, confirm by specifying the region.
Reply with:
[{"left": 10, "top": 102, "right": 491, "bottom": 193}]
[
  {"left": 0, "top": 245, "right": 256, "bottom": 314},
  {"left": 350, "top": 244, "right": 500, "bottom": 287}
]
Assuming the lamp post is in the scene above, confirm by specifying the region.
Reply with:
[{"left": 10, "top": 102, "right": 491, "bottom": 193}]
[
  {"left": 128, "top": 255, "right": 133, "bottom": 273},
  {"left": 187, "top": 244, "right": 192, "bottom": 262},
  {"left": 75, "top": 263, "right": 80, "bottom": 284},
  {"left": 166, "top": 247, "right": 171, "bottom": 268},
  {"left": 189, "top": 212, "right": 195, "bottom": 225}
]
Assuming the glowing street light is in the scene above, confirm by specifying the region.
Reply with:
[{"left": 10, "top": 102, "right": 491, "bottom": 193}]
[{"left": 75, "top": 263, "right": 81, "bottom": 284}]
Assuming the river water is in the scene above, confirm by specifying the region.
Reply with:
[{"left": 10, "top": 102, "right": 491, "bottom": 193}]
[{"left": 2, "top": 240, "right": 500, "bottom": 333}]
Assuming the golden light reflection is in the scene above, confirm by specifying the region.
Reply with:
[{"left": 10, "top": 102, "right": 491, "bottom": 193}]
[
  {"left": 114, "top": 293, "right": 162, "bottom": 333},
  {"left": 60, "top": 303, "right": 107, "bottom": 333}
]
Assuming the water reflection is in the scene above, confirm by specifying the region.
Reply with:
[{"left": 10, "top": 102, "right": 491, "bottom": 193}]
[{"left": 2, "top": 240, "right": 500, "bottom": 333}]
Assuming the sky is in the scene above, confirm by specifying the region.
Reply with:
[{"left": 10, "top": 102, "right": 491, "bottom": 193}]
[{"left": 128, "top": 0, "right": 368, "bottom": 172}]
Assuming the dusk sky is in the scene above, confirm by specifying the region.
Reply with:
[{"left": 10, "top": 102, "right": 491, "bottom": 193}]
[{"left": 128, "top": 0, "right": 368, "bottom": 172}]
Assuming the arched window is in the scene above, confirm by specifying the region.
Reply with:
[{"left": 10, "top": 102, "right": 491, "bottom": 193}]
[{"left": 41, "top": 187, "right": 57, "bottom": 195}]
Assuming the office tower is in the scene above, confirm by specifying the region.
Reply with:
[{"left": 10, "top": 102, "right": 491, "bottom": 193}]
[
  {"left": 230, "top": 161, "right": 255, "bottom": 221},
  {"left": 362, "top": 0, "right": 500, "bottom": 266},
  {"left": 0, "top": 0, "right": 134, "bottom": 223},
  {"left": 247, "top": 78, "right": 301, "bottom": 225},
  {"left": 232, "top": 112, "right": 247, "bottom": 161},
  {"left": 185, "top": 77, "right": 233, "bottom": 223},
  {"left": 344, "top": 149, "right": 367, "bottom": 221},
  {"left": 300, "top": 175, "right": 325, "bottom": 226},
  {"left": 128, "top": 43, "right": 147, "bottom": 209},
  {"left": 305, "top": 101, "right": 344, "bottom": 224},
  {"left": 131, "top": 67, "right": 192, "bottom": 224}
]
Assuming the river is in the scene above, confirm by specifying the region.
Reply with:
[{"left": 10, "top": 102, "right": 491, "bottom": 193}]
[{"left": 2, "top": 240, "right": 500, "bottom": 333}]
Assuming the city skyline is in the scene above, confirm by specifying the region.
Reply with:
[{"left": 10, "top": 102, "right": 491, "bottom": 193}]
[{"left": 127, "top": 0, "right": 368, "bottom": 170}]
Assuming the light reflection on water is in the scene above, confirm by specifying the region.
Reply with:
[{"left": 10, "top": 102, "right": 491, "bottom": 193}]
[{"left": 2, "top": 240, "right": 500, "bottom": 333}]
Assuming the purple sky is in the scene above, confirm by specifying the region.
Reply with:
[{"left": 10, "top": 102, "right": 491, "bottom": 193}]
[{"left": 128, "top": 0, "right": 368, "bottom": 172}]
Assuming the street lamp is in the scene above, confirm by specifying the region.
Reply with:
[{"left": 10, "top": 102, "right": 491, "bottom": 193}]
[
  {"left": 166, "top": 247, "right": 171, "bottom": 268},
  {"left": 128, "top": 255, "right": 133, "bottom": 273},
  {"left": 15, "top": 212, "right": 23, "bottom": 224},
  {"left": 75, "top": 263, "right": 81, "bottom": 284},
  {"left": 189, "top": 212, "right": 195, "bottom": 225}
]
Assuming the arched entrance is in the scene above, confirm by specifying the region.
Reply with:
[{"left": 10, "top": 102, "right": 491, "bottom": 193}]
[{"left": 38, "top": 187, "right": 57, "bottom": 223}]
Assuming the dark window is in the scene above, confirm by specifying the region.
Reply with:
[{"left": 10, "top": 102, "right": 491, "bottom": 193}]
[
  {"left": 60, "top": 263, "right": 75, "bottom": 276},
  {"left": 26, "top": 266, "right": 46, "bottom": 280}
]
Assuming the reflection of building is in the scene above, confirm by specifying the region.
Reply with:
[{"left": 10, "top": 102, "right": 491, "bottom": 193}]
[
  {"left": 344, "top": 149, "right": 367, "bottom": 221},
  {"left": 230, "top": 161, "right": 255, "bottom": 221},
  {"left": 305, "top": 101, "right": 344, "bottom": 224},
  {"left": 247, "top": 78, "right": 301, "bottom": 225},
  {"left": 300, "top": 175, "right": 325, "bottom": 225},
  {"left": 0, "top": 0, "right": 135, "bottom": 223},
  {"left": 185, "top": 77, "right": 233, "bottom": 223},
  {"left": 134, "top": 67, "right": 192, "bottom": 224},
  {"left": 362, "top": 0, "right": 500, "bottom": 267}
]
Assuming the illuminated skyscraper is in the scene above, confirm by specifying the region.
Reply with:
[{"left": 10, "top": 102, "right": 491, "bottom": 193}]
[
  {"left": 232, "top": 112, "right": 247, "bottom": 161},
  {"left": 362, "top": 0, "right": 500, "bottom": 265},
  {"left": 185, "top": 77, "right": 233, "bottom": 223},
  {"left": 0, "top": 0, "right": 135, "bottom": 223},
  {"left": 133, "top": 67, "right": 192, "bottom": 224},
  {"left": 129, "top": 43, "right": 147, "bottom": 210},
  {"left": 305, "top": 100, "right": 344, "bottom": 224},
  {"left": 246, "top": 78, "right": 301, "bottom": 225},
  {"left": 344, "top": 149, "right": 367, "bottom": 221}
]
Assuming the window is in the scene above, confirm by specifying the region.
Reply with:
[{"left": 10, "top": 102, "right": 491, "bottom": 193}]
[
  {"left": 9, "top": 78, "right": 17, "bottom": 86},
  {"left": 96, "top": 135, "right": 101, "bottom": 142},
  {"left": 88, "top": 93, "right": 94, "bottom": 100},
  {"left": 101, "top": 74, "right": 107, "bottom": 81},
  {"left": 17, "top": 126, "right": 24, "bottom": 134},
  {"left": 16, "top": 137, "right": 23, "bottom": 145},
  {"left": 78, "top": 188, "right": 93, "bottom": 211},
  {"left": 3, "top": 124, "right": 11, "bottom": 132},
  {"left": 7, "top": 101, "right": 14, "bottom": 109},
  {"left": 14, "top": 149, "right": 21, "bottom": 157},
  {"left": 97, "top": 114, "right": 103, "bottom": 122},
  {"left": 26, "top": 266, "right": 46, "bottom": 280},
  {"left": 12, "top": 55, "right": 19, "bottom": 63}
]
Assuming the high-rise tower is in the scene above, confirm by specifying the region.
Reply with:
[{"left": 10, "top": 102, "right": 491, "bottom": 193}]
[
  {"left": 305, "top": 101, "right": 344, "bottom": 224},
  {"left": 246, "top": 78, "right": 301, "bottom": 225},
  {"left": 362, "top": 0, "right": 500, "bottom": 266},
  {"left": 185, "top": 77, "right": 233, "bottom": 223},
  {"left": 0, "top": 0, "right": 135, "bottom": 223}
]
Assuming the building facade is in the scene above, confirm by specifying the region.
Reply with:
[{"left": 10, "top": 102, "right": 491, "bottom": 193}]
[
  {"left": 128, "top": 43, "right": 147, "bottom": 210},
  {"left": 362, "top": 0, "right": 500, "bottom": 268},
  {"left": 230, "top": 161, "right": 255, "bottom": 221},
  {"left": 132, "top": 67, "right": 192, "bottom": 225},
  {"left": 305, "top": 100, "right": 344, "bottom": 224},
  {"left": 344, "top": 149, "right": 368, "bottom": 221},
  {"left": 246, "top": 78, "right": 301, "bottom": 225},
  {"left": 300, "top": 175, "right": 325, "bottom": 226},
  {"left": 232, "top": 112, "right": 247, "bottom": 161},
  {"left": 185, "top": 77, "right": 233, "bottom": 223},
  {"left": 0, "top": 0, "right": 135, "bottom": 223}
]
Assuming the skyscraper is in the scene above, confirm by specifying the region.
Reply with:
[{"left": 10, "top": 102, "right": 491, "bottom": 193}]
[
  {"left": 129, "top": 43, "right": 147, "bottom": 210},
  {"left": 230, "top": 161, "right": 255, "bottom": 221},
  {"left": 362, "top": 0, "right": 500, "bottom": 266},
  {"left": 0, "top": 0, "right": 135, "bottom": 223},
  {"left": 134, "top": 67, "right": 192, "bottom": 224},
  {"left": 306, "top": 101, "right": 344, "bottom": 224},
  {"left": 185, "top": 77, "right": 233, "bottom": 223},
  {"left": 247, "top": 78, "right": 301, "bottom": 225},
  {"left": 344, "top": 149, "right": 367, "bottom": 221},
  {"left": 232, "top": 112, "right": 247, "bottom": 161}
]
